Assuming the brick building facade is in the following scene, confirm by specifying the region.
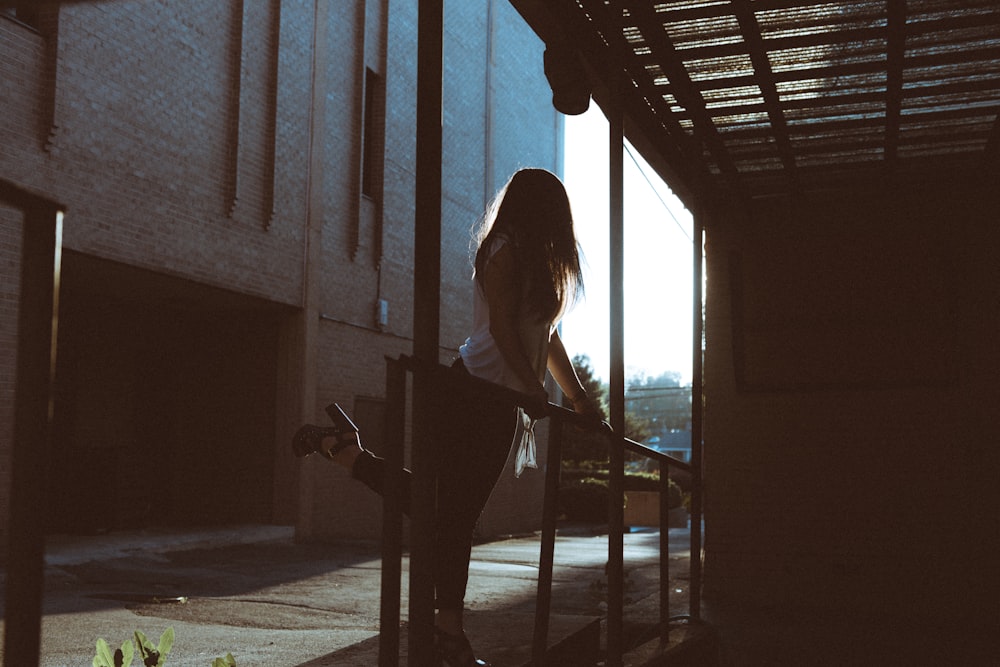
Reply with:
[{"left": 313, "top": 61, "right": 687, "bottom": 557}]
[{"left": 1, "top": 0, "right": 562, "bottom": 545}]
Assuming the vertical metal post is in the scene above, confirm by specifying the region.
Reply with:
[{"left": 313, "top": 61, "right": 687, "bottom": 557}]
[
  {"left": 532, "top": 418, "right": 564, "bottom": 666},
  {"left": 411, "top": 1, "right": 443, "bottom": 663},
  {"left": 482, "top": 0, "right": 496, "bottom": 205},
  {"left": 379, "top": 357, "right": 407, "bottom": 667},
  {"left": 412, "top": 6, "right": 442, "bottom": 362},
  {"left": 689, "top": 209, "right": 704, "bottom": 621},
  {"left": 659, "top": 459, "right": 671, "bottom": 643},
  {"left": 607, "top": 80, "right": 626, "bottom": 667},
  {"left": 3, "top": 195, "right": 62, "bottom": 667}
]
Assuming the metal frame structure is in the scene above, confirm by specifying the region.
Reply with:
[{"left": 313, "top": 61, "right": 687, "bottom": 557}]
[
  {"left": 396, "top": 2, "right": 711, "bottom": 664},
  {"left": 509, "top": 0, "right": 1000, "bottom": 206},
  {"left": 378, "top": 355, "right": 697, "bottom": 666}
]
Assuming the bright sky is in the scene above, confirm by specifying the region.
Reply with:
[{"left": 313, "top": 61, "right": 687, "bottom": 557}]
[{"left": 560, "top": 106, "right": 695, "bottom": 385}]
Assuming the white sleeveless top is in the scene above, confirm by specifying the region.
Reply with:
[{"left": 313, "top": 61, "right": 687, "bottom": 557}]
[
  {"left": 458, "top": 237, "right": 554, "bottom": 393},
  {"left": 459, "top": 236, "right": 553, "bottom": 477}
]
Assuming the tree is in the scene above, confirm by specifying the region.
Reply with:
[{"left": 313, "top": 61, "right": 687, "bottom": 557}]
[
  {"left": 626, "top": 369, "right": 690, "bottom": 432},
  {"left": 558, "top": 354, "right": 653, "bottom": 462},
  {"left": 558, "top": 355, "right": 608, "bottom": 462},
  {"left": 564, "top": 354, "right": 608, "bottom": 417}
]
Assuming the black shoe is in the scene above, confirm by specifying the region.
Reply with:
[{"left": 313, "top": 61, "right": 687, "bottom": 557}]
[
  {"left": 435, "top": 628, "right": 491, "bottom": 667},
  {"left": 291, "top": 403, "right": 359, "bottom": 459}
]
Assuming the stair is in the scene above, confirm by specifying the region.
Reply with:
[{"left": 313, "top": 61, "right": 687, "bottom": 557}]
[
  {"left": 300, "top": 612, "right": 602, "bottom": 666},
  {"left": 622, "top": 620, "right": 720, "bottom": 667},
  {"left": 514, "top": 616, "right": 602, "bottom": 667}
]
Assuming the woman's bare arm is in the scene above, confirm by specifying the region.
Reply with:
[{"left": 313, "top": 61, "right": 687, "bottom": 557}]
[{"left": 547, "top": 328, "right": 601, "bottom": 419}]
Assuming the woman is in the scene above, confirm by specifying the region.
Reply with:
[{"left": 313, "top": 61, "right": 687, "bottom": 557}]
[{"left": 293, "top": 168, "right": 600, "bottom": 666}]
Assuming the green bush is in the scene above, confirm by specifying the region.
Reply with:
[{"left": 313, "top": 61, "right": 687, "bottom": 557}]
[
  {"left": 622, "top": 472, "right": 685, "bottom": 509},
  {"left": 560, "top": 465, "right": 686, "bottom": 514},
  {"left": 558, "top": 478, "right": 609, "bottom": 521}
]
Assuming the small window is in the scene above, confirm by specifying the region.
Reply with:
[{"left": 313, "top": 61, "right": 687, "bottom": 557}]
[{"left": 361, "top": 68, "right": 385, "bottom": 200}]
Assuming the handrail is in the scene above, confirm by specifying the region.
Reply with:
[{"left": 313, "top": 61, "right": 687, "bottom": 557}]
[
  {"left": 624, "top": 435, "right": 692, "bottom": 473},
  {"left": 403, "top": 353, "right": 691, "bottom": 472},
  {"left": 380, "top": 354, "right": 700, "bottom": 667}
]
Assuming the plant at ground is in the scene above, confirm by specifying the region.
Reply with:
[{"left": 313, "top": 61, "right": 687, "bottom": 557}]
[
  {"left": 134, "top": 628, "right": 174, "bottom": 667},
  {"left": 559, "top": 466, "right": 688, "bottom": 520},
  {"left": 93, "top": 637, "right": 133, "bottom": 667},
  {"left": 93, "top": 628, "right": 235, "bottom": 667},
  {"left": 559, "top": 477, "right": 609, "bottom": 521}
]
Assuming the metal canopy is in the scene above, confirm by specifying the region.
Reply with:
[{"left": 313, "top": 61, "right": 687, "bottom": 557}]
[{"left": 511, "top": 0, "right": 1000, "bottom": 204}]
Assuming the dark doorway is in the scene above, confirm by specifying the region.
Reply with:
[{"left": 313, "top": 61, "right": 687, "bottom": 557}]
[{"left": 48, "top": 251, "right": 290, "bottom": 533}]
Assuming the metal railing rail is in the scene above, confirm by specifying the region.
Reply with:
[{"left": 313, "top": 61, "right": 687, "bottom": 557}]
[
  {"left": 531, "top": 392, "right": 694, "bottom": 667},
  {"left": 378, "top": 354, "right": 701, "bottom": 667}
]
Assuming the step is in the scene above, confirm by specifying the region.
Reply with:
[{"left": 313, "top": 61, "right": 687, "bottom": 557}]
[
  {"left": 513, "top": 616, "right": 602, "bottom": 667},
  {"left": 621, "top": 620, "right": 720, "bottom": 667},
  {"left": 298, "top": 612, "right": 602, "bottom": 666}
]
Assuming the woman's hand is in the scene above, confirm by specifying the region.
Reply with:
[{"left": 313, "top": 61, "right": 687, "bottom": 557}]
[
  {"left": 524, "top": 382, "right": 550, "bottom": 419},
  {"left": 547, "top": 330, "right": 604, "bottom": 426},
  {"left": 569, "top": 391, "right": 602, "bottom": 422}
]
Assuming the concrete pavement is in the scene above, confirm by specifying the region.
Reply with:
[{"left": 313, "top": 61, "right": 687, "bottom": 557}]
[{"left": 1, "top": 523, "right": 693, "bottom": 666}]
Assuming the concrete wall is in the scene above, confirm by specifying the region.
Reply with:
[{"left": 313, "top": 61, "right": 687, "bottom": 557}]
[
  {"left": 1, "top": 0, "right": 561, "bottom": 546},
  {"left": 701, "top": 178, "right": 999, "bottom": 659}
]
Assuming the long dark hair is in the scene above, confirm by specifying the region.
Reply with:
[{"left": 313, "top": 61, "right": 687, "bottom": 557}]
[{"left": 473, "top": 168, "right": 584, "bottom": 323}]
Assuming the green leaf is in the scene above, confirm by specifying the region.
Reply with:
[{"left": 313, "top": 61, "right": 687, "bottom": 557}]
[
  {"left": 119, "top": 639, "right": 135, "bottom": 667},
  {"left": 93, "top": 638, "right": 115, "bottom": 667},
  {"left": 133, "top": 630, "right": 151, "bottom": 652},
  {"left": 134, "top": 631, "right": 158, "bottom": 667},
  {"left": 155, "top": 627, "right": 175, "bottom": 665},
  {"left": 211, "top": 654, "right": 237, "bottom": 667}
]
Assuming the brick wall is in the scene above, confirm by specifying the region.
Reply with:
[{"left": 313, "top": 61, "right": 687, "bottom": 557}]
[
  {"left": 1, "top": 1, "right": 561, "bottom": 544},
  {"left": 2, "top": 3, "right": 307, "bottom": 303}
]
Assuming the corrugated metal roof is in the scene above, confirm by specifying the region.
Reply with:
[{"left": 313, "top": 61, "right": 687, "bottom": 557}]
[{"left": 511, "top": 0, "right": 1000, "bottom": 203}]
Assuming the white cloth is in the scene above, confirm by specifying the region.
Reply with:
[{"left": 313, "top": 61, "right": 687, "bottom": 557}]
[
  {"left": 513, "top": 409, "right": 537, "bottom": 477},
  {"left": 459, "top": 236, "right": 553, "bottom": 477}
]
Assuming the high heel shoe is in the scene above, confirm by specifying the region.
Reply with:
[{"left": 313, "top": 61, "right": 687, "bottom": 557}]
[
  {"left": 291, "top": 403, "right": 359, "bottom": 459},
  {"left": 435, "top": 628, "right": 491, "bottom": 667}
]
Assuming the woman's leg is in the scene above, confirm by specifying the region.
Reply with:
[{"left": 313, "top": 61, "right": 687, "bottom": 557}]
[
  {"left": 431, "top": 393, "right": 517, "bottom": 628},
  {"left": 344, "top": 395, "right": 513, "bottom": 606},
  {"left": 303, "top": 391, "right": 517, "bottom": 635},
  {"left": 348, "top": 447, "right": 412, "bottom": 516}
]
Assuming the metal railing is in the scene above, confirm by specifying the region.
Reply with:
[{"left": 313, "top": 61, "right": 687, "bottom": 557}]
[{"left": 378, "top": 354, "right": 702, "bottom": 666}]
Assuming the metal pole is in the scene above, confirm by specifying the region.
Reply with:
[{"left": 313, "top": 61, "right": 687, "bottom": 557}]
[
  {"left": 379, "top": 357, "right": 407, "bottom": 667},
  {"left": 3, "top": 193, "right": 62, "bottom": 667},
  {"left": 532, "top": 419, "right": 564, "bottom": 665},
  {"left": 659, "top": 459, "right": 671, "bottom": 643},
  {"left": 411, "top": 0, "right": 443, "bottom": 663},
  {"left": 689, "top": 208, "right": 704, "bottom": 621},
  {"left": 413, "top": 4, "right": 442, "bottom": 362},
  {"left": 607, "top": 80, "right": 626, "bottom": 667}
]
